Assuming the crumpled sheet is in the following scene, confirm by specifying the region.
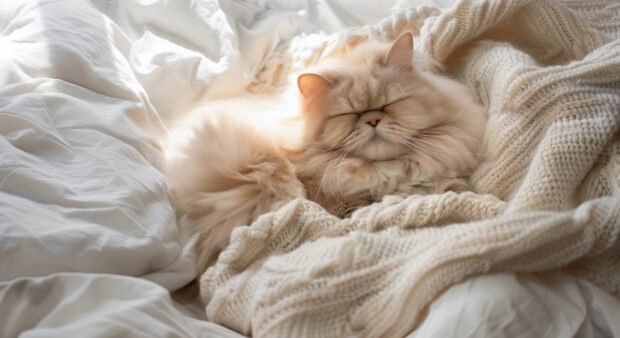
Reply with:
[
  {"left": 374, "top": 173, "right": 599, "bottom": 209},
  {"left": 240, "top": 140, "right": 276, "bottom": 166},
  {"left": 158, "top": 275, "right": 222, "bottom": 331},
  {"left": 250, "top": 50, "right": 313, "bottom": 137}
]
[{"left": 0, "top": 0, "right": 618, "bottom": 337}]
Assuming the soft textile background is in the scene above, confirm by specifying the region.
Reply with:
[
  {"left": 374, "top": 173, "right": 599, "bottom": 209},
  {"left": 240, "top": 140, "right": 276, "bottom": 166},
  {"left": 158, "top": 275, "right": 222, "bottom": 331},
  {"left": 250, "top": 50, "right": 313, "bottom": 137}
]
[{"left": 1, "top": 0, "right": 619, "bottom": 337}]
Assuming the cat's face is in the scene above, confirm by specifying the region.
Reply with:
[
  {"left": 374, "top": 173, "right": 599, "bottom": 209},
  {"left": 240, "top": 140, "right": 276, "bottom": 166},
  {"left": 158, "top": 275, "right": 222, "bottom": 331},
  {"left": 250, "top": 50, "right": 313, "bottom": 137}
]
[{"left": 298, "top": 33, "right": 451, "bottom": 162}]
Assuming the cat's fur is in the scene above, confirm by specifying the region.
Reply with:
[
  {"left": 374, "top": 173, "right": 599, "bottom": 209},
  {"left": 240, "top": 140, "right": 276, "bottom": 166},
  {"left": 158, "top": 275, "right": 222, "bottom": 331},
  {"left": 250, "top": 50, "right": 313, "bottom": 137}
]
[{"left": 165, "top": 32, "right": 487, "bottom": 276}]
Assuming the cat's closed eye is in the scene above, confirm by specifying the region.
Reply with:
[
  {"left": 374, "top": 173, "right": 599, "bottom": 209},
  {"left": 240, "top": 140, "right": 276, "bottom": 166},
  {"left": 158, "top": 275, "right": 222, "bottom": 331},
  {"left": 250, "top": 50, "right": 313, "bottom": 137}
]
[
  {"left": 334, "top": 95, "right": 411, "bottom": 118},
  {"left": 381, "top": 96, "right": 411, "bottom": 112}
]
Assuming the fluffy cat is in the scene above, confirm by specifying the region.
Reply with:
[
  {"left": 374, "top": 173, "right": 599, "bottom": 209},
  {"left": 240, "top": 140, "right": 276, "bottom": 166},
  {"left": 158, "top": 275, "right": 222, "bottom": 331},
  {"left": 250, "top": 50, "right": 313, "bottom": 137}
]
[{"left": 165, "top": 32, "right": 487, "bottom": 276}]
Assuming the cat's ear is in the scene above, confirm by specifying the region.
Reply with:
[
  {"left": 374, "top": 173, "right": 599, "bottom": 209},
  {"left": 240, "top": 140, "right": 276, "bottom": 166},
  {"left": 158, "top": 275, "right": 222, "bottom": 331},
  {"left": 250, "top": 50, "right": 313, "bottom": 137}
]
[
  {"left": 297, "top": 73, "right": 330, "bottom": 98},
  {"left": 385, "top": 32, "right": 414, "bottom": 72}
]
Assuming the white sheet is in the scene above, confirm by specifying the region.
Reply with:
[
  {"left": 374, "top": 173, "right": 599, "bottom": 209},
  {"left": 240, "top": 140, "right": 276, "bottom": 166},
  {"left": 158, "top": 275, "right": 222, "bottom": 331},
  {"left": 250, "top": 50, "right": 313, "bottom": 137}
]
[
  {"left": 0, "top": 273, "right": 243, "bottom": 338},
  {"left": 0, "top": 0, "right": 618, "bottom": 337},
  {"left": 0, "top": 0, "right": 193, "bottom": 291},
  {"left": 408, "top": 271, "right": 620, "bottom": 338}
]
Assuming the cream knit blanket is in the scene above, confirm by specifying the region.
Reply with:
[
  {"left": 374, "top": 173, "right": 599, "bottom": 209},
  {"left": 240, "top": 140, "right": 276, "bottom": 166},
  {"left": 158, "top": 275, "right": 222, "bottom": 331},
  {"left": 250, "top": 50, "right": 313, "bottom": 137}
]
[{"left": 200, "top": 0, "right": 620, "bottom": 337}]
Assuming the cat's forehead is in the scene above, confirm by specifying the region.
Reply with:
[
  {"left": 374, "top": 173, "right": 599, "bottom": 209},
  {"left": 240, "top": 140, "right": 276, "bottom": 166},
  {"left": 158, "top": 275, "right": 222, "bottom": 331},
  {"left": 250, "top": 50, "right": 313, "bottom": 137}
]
[
  {"left": 316, "top": 41, "right": 412, "bottom": 113},
  {"left": 327, "top": 72, "right": 407, "bottom": 112}
]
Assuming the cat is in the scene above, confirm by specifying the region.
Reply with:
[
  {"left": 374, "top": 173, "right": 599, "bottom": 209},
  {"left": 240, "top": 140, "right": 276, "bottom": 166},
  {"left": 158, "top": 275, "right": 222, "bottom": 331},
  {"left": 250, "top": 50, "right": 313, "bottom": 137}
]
[{"left": 164, "top": 32, "right": 487, "bottom": 277}]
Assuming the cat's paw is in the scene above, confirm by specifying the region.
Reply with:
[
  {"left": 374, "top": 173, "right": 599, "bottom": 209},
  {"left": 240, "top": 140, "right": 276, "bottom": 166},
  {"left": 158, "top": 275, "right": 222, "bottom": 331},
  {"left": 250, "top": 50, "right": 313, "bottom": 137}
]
[
  {"left": 396, "top": 180, "right": 434, "bottom": 195},
  {"left": 438, "top": 177, "right": 471, "bottom": 193}
]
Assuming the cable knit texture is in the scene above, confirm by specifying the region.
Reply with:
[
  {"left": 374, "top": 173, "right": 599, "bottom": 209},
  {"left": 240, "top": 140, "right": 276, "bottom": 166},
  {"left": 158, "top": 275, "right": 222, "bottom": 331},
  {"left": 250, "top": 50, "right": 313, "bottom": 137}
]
[{"left": 201, "top": 0, "right": 620, "bottom": 337}]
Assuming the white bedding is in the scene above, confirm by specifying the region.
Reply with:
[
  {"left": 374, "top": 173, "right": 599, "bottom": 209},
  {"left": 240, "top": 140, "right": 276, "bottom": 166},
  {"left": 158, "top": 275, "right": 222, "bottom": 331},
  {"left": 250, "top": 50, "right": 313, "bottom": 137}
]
[{"left": 0, "top": 0, "right": 618, "bottom": 337}]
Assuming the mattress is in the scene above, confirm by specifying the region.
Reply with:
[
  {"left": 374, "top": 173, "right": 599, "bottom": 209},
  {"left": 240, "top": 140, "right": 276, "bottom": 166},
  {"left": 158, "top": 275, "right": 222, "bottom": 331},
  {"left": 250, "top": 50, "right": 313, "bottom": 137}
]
[{"left": 0, "top": 0, "right": 618, "bottom": 337}]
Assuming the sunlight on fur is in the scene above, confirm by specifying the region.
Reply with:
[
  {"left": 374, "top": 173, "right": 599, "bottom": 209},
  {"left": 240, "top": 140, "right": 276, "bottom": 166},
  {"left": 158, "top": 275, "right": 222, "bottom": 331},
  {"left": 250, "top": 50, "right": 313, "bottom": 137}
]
[{"left": 164, "top": 32, "right": 487, "bottom": 278}]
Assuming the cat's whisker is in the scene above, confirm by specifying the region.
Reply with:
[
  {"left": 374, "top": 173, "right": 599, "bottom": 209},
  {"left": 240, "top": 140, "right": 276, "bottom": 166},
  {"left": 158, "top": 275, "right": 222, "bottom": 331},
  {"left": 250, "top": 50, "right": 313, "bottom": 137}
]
[
  {"left": 313, "top": 152, "right": 341, "bottom": 201},
  {"left": 410, "top": 137, "right": 459, "bottom": 153},
  {"left": 333, "top": 145, "right": 357, "bottom": 201},
  {"left": 331, "top": 158, "right": 348, "bottom": 203},
  {"left": 395, "top": 83, "right": 406, "bottom": 96},
  {"left": 414, "top": 127, "right": 486, "bottom": 156},
  {"left": 400, "top": 138, "right": 440, "bottom": 164},
  {"left": 406, "top": 138, "right": 455, "bottom": 173},
  {"left": 409, "top": 136, "right": 470, "bottom": 157},
  {"left": 321, "top": 142, "right": 351, "bottom": 201}
]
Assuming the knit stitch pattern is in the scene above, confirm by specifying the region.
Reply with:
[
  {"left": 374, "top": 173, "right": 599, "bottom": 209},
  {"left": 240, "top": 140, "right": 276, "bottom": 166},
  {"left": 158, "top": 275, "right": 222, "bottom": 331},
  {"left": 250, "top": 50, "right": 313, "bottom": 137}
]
[{"left": 202, "top": 0, "right": 620, "bottom": 337}]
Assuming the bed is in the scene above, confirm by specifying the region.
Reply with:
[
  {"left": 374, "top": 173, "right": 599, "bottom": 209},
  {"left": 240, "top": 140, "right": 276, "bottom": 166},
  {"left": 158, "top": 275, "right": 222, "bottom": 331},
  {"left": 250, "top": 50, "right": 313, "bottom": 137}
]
[{"left": 1, "top": 0, "right": 619, "bottom": 337}]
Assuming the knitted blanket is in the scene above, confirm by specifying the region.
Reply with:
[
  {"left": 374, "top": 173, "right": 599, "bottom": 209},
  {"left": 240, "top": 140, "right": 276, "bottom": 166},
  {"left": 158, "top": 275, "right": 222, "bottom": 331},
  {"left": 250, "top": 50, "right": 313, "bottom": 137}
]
[{"left": 200, "top": 0, "right": 620, "bottom": 337}]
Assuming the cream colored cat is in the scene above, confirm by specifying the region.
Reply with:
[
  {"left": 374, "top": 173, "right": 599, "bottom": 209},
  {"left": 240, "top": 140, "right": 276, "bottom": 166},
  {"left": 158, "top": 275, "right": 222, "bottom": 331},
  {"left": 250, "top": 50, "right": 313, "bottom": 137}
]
[{"left": 165, "top": 32, "right": 486, "bottom": 275}]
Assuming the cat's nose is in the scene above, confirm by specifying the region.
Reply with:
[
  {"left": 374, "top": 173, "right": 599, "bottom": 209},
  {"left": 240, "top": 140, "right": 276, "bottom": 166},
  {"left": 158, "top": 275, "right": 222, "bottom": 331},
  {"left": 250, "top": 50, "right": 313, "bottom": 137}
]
[{"left": 367, "top": 118, "right": 381, "bottom": 128}]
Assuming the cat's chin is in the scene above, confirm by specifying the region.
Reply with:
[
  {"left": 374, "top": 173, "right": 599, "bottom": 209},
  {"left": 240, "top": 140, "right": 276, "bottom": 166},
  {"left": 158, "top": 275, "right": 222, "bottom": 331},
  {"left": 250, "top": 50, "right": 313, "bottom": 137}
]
[{"left": 356, "top": 137, "right": 404, "bottom": 161}]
